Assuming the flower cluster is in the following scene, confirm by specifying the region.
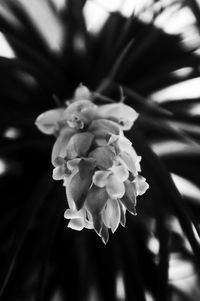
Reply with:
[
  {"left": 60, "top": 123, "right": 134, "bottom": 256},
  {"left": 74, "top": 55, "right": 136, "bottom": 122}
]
[{"left": 35, "top": 85, "right": 149, "bottom": 243}]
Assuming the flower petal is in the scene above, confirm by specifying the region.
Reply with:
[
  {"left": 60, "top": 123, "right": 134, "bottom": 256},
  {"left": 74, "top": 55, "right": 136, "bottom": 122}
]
[
  {"left": 102, "top": 201, "right": 112, "bottom": 229},
  {"left": 117, "top": 135, "right": 132, "bottom": 150},
  {"left": 35, "top": 108, "right": 64, "bottom": 134},
  {"left": 66, "top": 132, "right": 94, "bottom": 159},
  {"left": 67, "top": 158, "right": 81, "bottom": 171},
  {"left": 51, "top": 127, "right": 77, "bottom": 165},
  {"left": 103, "top": 198, "right": 121, "bottom": 233},
  {"left": 111, "top": 165, "right": 129, "bottom": 182},
  {"left": 65, "top": 170, "right": 78, "bottom": 210},
  {"left": 93, "top": 215, "right": 103, "bottom": 235},
  {"left": 106, "top": 174, "right": 125, "bottom": 199},
  {"left": 94, "top": 138, "right": 108, "bottom": 147},
  {"left": 119, "top": 151, "right": 141, "bottom": 176},
  {"left": 88, "top": 119, "right": 120, "bottom": 138},
  {"left": 64, "top": 208, "right": 83, "bottom": 219},
  {"left": 67, "top": 117, "right": 84, "bottom": 130},
  {"left": 133, "top": 175, "right": 149, "bottom": 196},
  {"left": 109, "top": 135, "right": 141, "bottom": 175},
  {"left": 121, "top": 180, "right": 137, "bottom": 215},
  {"left": 89, "top": 146, "right": 115, "bottom": 169},
  {"left": 84, "top": 210, "right": 94, "bottom": 229},
  {"left": 74, "top": 84, "right": 91, "bottom": 101},
  {"left": 54, "top": 156, "right": 66, "bottom": 166},
  {"left": 93, "top": 170, "right": 112, "bottom": 188},
  {"left": 78, "top": 158, "right": 96, "bottom": 179},
  {"left": 97, "top": 103, "right": 139, "bottom": 130},
  {"left": 86, "top": 185, "right": 108, "bottom": 217},
  {"left": 110, "top": 199, "right": 121, "bottom": 233},
  {"left": 68, "top": 170, "right": 93, "bottom": 210},
  {"left": 81, "top": 106, "right": 98, "bottom": 123},
  {"left": 63, "top": 100, "right": 96, "bottom": 125},
  {"left": 84, "top": 221, "right": 94, "bottom": 229},
  {"left": 67, "top": 218, "right": 85, "bottom": 231},
  {"left": 119, "top": 202, "right": 126, "bottom": 227},
  {"left": 108, "top": 134, "right": 132, "bottom": 150},
  {"left": 52, "top": 166, "right": 65, "bottom": 180},
  {"left": 100, "top": 224, "right": 109, "bottom": 244}
]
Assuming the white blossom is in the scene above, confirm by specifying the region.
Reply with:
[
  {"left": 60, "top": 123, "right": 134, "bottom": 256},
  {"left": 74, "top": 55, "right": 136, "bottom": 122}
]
[{"left": 35, "top": 84, "right": 149, "bottom": 243}]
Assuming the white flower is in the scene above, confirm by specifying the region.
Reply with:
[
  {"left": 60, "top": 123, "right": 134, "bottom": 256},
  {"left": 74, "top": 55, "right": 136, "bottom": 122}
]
[
  {"left": 64, "top": 207, "right": 93, "bottom": 230},
  {"left": 102, "top": 198, "right": 121, "bottom": 233},
  {"left": 35, "top": 108, "right": 65, "bottom": 135},
  {"left": 134, "top": 175, "right": 149, "bottom": 196},
  {"left": 93, "top": 164, "right": 129, "bottom": 199},
  {"left": 120, "top": 175, "right": 149, "bottom": 216},
  {"left": 35, "top": 84, "right": 149, "bottom": 244},
  {"left": 63, "top": 100, "right": 98, "bottom": 129},
  {"left": 108, "top": 134, "right": 141, "bottom": 176},
  {"left": 97, "top": 102, "right": 139, "bottom": 130},
  {"left": 73, "top": 84, "right": 91, "bottom": 101}
]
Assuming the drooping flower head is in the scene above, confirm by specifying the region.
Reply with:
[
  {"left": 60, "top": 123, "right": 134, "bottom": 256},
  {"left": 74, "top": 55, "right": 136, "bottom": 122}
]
[{"left": 35, "top": 85, "right": 149, "bottom": 243}]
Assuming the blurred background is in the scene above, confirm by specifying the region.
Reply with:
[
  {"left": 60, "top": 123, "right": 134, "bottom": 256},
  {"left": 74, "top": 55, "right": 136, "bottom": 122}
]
[{"left": 0, "top": 0, "right": 200, "bottom": 300}]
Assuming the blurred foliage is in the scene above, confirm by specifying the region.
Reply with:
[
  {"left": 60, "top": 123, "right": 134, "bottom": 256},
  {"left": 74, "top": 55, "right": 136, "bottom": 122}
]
[{"left": 0, "top": 0, "right": 200, "bottom": 300}]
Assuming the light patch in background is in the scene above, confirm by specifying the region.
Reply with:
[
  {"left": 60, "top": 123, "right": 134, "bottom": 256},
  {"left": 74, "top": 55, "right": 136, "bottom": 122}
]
[
  {"left": 150, "top": 78, "right": 200, "bottom": 103},
  {"left": 0, "top": 3, "right": 21, "bottom": 29},
  {"left": 145, "top": 291, "right": 154, "bottom": 301},
  {"left": 84, "top": 0, "right": 152, "bottom": 34},
  {"left": 170, "top": 254, "right": 200, "bottom": 301},
  {"left": 169, "top": 255, "right": 195, "bottom": 282},
  {"left": 162, "top": 0, "right": 178, "bottom": 5},
  {"left": 83, "top": 1, "right": 109, "bottom": 34},
  {"left": 120, "top": 0, "right": 139, "bottom": 17},
  {"left": 93, "top": 0, "right": 125, "bottom": 13},
  {"left": 116, "top": 273, "right": 126, "bottom": 301},
  {"left": 50, "top": 0, "right": 66, "bottom": 11},
  {"left": 192, "top": 223, "right": 200, "bottom": 245},
  {"left": 4, "top": 127, "right": 20, "bottom": 139},
  {"left": 88, "top": 286, "right": 100, "bottom": 301},
  {"left": 86, "top": 0, "right": 152, "bottom": 22},
  {"left": 15, "top": 71, "right": 37, "bottom": 87},
  {"left": 171, "top": 173, "right": 200, "bottom": 202},
  {"left": 0, "top": 159, "right": 7, "bottom": 176},
  {"left": 94, "top": 0, "right": 153, "bottom": 17},
  {"left": 50, "top": 290, "right": 63, "bottom": 301},
  {"left": 114, "top": 0, "right": 199, "bottom": 43},
  {"left": 166, "top": 215, "right": 193, "bottom": 253},
  {"left": 73, "top": 34, "right": 86, "bottom": 54},
  {"left": 151, "top": 141, "right": 190, "bottom": 156},
  {"left": 167, "top": 216, "right": 183, "bottom": 237},
  {"left": 171, "top": 67, "right": 193, "bottom": 79},
  {"left": 169, "top": 120, "right": 200, "bottom": 136},
  {"left": 189, "top": 103, "right": 200, "bottom": 116},
  {"left": 17, "top": 0, "right": 64, "bottom": 52},
  {"left": 84, "top": 0, "right": 200, "bottom": 56},
  {"left": 181, "top": 25, "right": 200, "bottom": 51},
  {"left": 0, "top": 33, "right": 15, "bottom": 58},
  {"left": 147, "top": 236, "right": 160, "bottom": 255},
  {"left": 155, "top": 6, "right": 195, "bottom": 34}
]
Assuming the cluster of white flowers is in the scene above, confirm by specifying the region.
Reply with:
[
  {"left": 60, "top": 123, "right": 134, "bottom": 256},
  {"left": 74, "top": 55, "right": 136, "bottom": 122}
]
[{"left": 35, "top": 85, "right": 149, "bottom": 243}]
